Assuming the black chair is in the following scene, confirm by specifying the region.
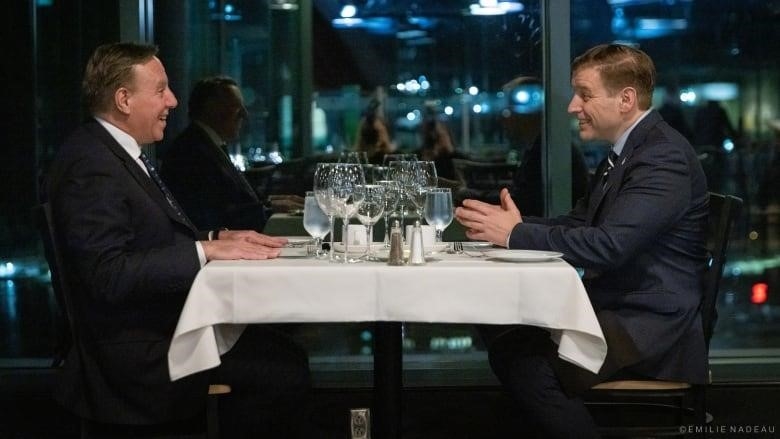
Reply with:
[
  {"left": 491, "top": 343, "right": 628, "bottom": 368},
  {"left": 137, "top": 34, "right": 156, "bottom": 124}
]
[
  {"left": 34, "top": 202, "right": 230, "bottom": 439},
  {"left": 451, "top": 158, "right": 516, "bottom": 204},
  {"left": 585, "top": 192, "right": 742, "bottom": 437}
]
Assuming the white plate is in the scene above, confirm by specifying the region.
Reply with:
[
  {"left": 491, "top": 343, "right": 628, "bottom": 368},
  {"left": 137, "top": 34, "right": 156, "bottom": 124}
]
[
  {"left": 333, "top": 242, "right": 449, "bottom": 254},
  {"left": 485, "top": 249, "right": 563, "bottom": 262},
  {"left": 461, "top": 241, "right": 494, "bottom": 249},
  {"left": 284, "top": 237, "right": 313, "bottom": 247}
]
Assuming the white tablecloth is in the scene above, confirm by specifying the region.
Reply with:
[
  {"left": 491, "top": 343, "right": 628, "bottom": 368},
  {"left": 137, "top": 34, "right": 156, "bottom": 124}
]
[{"left": 168, "top": 248, "right": 607, "bottom": 381}]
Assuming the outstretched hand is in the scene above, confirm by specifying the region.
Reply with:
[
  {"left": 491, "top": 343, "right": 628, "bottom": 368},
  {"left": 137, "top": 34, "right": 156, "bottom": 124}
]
[
  {"left": 454, "top": 188, "right": 522, "bottom": 246},
  {"left": 218, "top": 230, "right": 287, "bottom": 247}
]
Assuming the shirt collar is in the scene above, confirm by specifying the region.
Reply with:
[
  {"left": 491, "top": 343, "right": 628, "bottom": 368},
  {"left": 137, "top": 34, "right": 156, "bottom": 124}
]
[
  {"left": 94, "top": 116, "right": 143, "bottom": 160},
  {"left": 612, "top": 108, "right": 652, "bottom": 156}
]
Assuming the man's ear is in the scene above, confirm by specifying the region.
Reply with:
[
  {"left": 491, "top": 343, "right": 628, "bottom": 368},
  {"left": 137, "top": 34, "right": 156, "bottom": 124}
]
[
  {"left": 619, "top": 87, "right": 637, "bottom": 112},
  {"left": 115, "top": 87, "right": 132, "bottom": 115}
]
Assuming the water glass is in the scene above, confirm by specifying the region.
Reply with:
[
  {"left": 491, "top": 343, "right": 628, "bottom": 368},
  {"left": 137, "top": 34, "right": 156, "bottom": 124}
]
[
  {"left": 313, "top": 163, "right": 338, "bottom": 261},
  {"left": 423, "top": 188, "right": 453, "bottom": 242},
  {"left": 303, "top": 191, "right": 329, "bottom": 258}
]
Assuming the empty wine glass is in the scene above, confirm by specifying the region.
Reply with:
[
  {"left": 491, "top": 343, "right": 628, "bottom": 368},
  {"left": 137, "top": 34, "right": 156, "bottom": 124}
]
[
  {"left": 375, "top": 179, "right": 400, "bottom": 247},
  {"left": 423, "top": 188, "right": 453, "bottom": 242},
  {"left": 409, "top": 160, "right": 438, "bottom": 221},
  {"left": 355, "top": 184, "right": 385, "bottom": 260},
  {"left": 303, "top": 191, "right": 329, "bottom": 258},
  {"left": 382, "top": 153, "right": 416, "bottom": 166},
  {"left": 330, "top": 163, "right": 366, "bottom": 263},
  {"left": 313, "top": 163, "right": 338, "bottom": 261}
]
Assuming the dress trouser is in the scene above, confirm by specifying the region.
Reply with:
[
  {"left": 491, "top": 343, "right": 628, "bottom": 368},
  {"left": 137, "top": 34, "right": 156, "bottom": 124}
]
[{"left": 480, "top": 314, "right": 641, "bottom": 439}]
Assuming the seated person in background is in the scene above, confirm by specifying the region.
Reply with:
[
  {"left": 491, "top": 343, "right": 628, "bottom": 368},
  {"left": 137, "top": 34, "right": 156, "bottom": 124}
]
[
  {"left": 161, "top": 76, "right": 301, "bottom": 232},
  {"left": 45, "top": 43, "right": 309, "bottom": 438},
  {"left": 455, "top": 43, "right": 709, "bottom": 437},
  {"left": 417, "top": 105, "right": 467, "bottom": 183},
  {"left": 355, "top": 98, "right": 396, "bottom": 165},
  {"left": 502, "top": 76, "right": 590, "bottom": 216}
]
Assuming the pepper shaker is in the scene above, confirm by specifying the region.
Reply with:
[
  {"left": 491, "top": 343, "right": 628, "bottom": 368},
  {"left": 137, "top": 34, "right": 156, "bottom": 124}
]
[{"left": 387, "top": 220, "right": 404, "bottom": 266}]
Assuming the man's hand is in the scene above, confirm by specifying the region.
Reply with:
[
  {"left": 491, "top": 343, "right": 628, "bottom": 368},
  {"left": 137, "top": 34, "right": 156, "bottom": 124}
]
[
  {"left": 202, "top": 230, "right": 287, "bottom": 261},
  {"left": 218, "top": 230, "right": 287, "bottom": 247},
  {"left": 201, "top": 238, "right": 282, "bottom": 261},
  {"left": 454, "top": 188, "right": 522, "bottom": 246}
]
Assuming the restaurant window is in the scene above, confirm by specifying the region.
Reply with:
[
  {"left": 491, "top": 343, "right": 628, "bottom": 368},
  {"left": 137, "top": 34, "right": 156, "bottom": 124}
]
[
  {"left": 2, "top": 0, "right": 778, "bottom": 385},
  {"left": 570, "top": 0, "right": 780, "bottom": 378}
]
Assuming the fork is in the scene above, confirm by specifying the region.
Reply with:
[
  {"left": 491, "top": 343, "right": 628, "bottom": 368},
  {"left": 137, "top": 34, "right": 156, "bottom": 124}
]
[{"left": 452, "top": 241, "right": 463, "bottom": 254}]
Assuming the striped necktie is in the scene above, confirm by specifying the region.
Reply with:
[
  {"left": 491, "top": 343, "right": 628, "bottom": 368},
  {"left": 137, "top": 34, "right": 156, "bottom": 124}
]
[
  {"left": 602, "top": 150, "right": 619, "bottom": 187},
  {"left": 138, "top": 152, "right": 193, "bottom": 227}
]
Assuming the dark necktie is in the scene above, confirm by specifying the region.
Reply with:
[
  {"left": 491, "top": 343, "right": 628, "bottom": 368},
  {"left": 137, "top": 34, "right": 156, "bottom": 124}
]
[
  {"left": 138, "top": 152, "right": 194, "bottom": 227},
  {"left": 602, "top": 150, "right": 619, "bottom": 187}
]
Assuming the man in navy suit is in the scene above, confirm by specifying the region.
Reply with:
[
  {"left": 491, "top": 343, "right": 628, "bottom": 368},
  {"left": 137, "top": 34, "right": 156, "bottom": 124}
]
[
  {"left": 455, "top": 44, "right": 708, "bottom": 437},
  {"left": 46, "top": 43, "right": 309, "bottom": 437},
  {"left": 160, "top": 76, "right": 273, "bottom": 232}
]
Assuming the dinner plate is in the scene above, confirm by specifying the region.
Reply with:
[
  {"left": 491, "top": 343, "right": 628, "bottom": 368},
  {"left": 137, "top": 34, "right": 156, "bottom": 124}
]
[
  {"left": 485, "top": 249, "right": 563, "bottom": 262},
  {"left": 373, "top": 248, "right": 438, "bottom": 262},
  {"left": 284, "top": 237, "right": 313, "bottom": 248},
  {"left": 461, "top": 241, "right": 493, "bottom": 249}
]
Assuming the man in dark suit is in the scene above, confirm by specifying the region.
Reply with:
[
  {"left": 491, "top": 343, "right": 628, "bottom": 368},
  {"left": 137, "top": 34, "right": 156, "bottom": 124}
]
[
  {"left": 455, "top": 44, "right": 709, "bottom": 437},
  {"left": 160, "top": 76, "right": 273, "bottom": 232},
  {"left": 45, "top": 42, "right": 309, "bottom": 437}
]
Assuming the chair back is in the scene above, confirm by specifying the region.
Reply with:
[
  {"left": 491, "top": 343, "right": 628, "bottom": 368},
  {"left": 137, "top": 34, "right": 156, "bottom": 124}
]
[
  {"left": 34, "top": 202, "right": 77, "bottom": 367},
  {"left": 700, "top": 192, "right": 742, "bottom": 350}
]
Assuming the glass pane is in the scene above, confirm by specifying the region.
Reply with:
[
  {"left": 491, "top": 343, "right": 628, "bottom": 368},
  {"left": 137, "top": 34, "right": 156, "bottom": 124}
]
[{"left": 571, "top": 0, "right": 780, "bottom": 357}]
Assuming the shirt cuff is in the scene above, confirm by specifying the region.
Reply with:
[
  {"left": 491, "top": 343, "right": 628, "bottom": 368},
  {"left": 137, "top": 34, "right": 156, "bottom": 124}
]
[{"left": 195, "top": 242, "right": 207, "bottom": 267}]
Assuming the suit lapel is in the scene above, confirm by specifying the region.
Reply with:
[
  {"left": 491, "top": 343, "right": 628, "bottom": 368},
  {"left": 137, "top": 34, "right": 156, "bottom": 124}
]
[
  {"left": 585, "top": 110, "right": 662, "bottom": 225},
  {"left": 85, "top": 122, "right": 198, "bottom": 233},
  {"left": 192, "top": 125, "right": 259, "bottom": 202}
]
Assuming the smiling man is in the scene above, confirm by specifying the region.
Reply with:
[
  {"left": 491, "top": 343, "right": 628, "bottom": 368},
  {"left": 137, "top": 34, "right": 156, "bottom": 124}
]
[
  {"left": 45, "top": 43, "right": 309, "bottom": 437},
  {"left": 455, "top": 44, "right": 709, "bottom": 437}
]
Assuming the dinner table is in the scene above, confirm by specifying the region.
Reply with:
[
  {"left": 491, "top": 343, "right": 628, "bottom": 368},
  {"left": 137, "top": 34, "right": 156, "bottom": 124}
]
[{"left": 168, "top": 242, "right": 606, "bottom": 439}]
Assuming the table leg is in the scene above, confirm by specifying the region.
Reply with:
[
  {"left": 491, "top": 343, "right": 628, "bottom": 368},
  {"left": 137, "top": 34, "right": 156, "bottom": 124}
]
[{"left": 373, "top": 322, "right": 402, "bottom": 439}]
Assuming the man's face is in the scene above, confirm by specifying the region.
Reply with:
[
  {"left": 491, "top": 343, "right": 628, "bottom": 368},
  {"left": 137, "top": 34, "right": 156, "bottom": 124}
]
[
  {"left": 124, "top": 56, "right": 178, "bottom": 144},
  {"left": 213, "top": 85, "right": 248, "bottom": 142},
  {"left": 567, "top": 66, "right": 623, "bottom": 144}
]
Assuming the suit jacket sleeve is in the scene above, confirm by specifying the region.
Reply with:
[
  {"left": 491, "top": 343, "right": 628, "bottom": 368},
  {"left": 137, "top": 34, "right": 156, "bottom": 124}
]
[
  {"left": 51, "top": 132, "right": 201, "bottom": 305},
  {"left": 509, "top": 136, "right": 693, "bottom": 271}
]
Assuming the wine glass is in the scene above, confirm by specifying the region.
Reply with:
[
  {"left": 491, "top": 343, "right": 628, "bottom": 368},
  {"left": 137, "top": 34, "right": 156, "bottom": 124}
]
[
  {"left": 303, "top": 191, "right": 329, "bottom": 258},
  {"left": 423, "top": 188, "right": 453, "bottom": 242},
  {"left": 313, "top": 163, "right": 338, "bottom": 261},
  {"left": 410, "top": 160, "right": 438, "bottom": 220},
  {"left": 387, "top": 160, "right": 417, "bottom": 232},
  {"left": 375, "top": 179, "right": 400, "bottom": 246},
  {"left": 355, "top": 184, "right": 385, "bottom": 260},
  {"left": 330, "top": 163, "right": 366, "bottom": 263},
  {"left": 382, "top": 153, "right": 416, "bottom": 166}
]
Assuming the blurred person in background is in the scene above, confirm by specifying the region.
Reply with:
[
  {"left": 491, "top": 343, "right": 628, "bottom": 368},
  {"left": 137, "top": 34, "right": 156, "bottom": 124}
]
[
  {"left": 503, "top": 76, "right": 590, "bottom": 216},
  {"left": 355, "top": 98, "right": 396, "bottom": 165},
  {"left": 161, "top": 76, "right": 302, "bottom": 232}
]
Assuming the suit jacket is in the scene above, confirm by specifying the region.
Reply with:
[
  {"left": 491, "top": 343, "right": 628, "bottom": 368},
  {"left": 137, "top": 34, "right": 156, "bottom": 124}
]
[
  {"left": 508, "top": 110, "right": 709, "bottom": 384},
  {"left": 160, "top": 124, "right": 267, "bottom": 232},
  {"left": 45, "top": 119, "right": 211, "bottom": 424}
]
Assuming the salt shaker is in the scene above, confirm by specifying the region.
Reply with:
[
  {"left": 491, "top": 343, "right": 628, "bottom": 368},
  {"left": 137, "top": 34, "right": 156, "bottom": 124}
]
[
  {"left": 387, "top": 220, "right": 404, "bottom": 266},
  {"left": 408, "top": 220, "right": 426, "bottom": 265}
]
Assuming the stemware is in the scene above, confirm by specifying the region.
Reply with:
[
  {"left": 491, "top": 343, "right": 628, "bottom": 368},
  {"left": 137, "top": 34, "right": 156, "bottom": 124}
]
[
  {"left": 423, "top": 188, "right": 454, "bottom": 242},
  {"left": 313, "top": 163, "right": 338, "bottom": 261},
  {"left": 375, "top": 179, "right": 400, "bottom": 246},
  {"left": 381, "top": 153, "right": 416, "bottom": 166},
  {"left": 330, "top": 163, "right": 366, "bottom": 263},
  {"left": 355, "top": 184, "right": 386, "bottom": 260},
  {"left": 303, "top": 191, "right": 329, "bottom": 258},
  {"left": 408, "top": 160, "right": 438, "bottom": 221}
]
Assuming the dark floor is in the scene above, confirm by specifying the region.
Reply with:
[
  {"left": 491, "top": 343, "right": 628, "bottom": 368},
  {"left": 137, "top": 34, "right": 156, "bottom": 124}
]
[{"left": 1, "top": 366, "right": 779, "bottom": 438}]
